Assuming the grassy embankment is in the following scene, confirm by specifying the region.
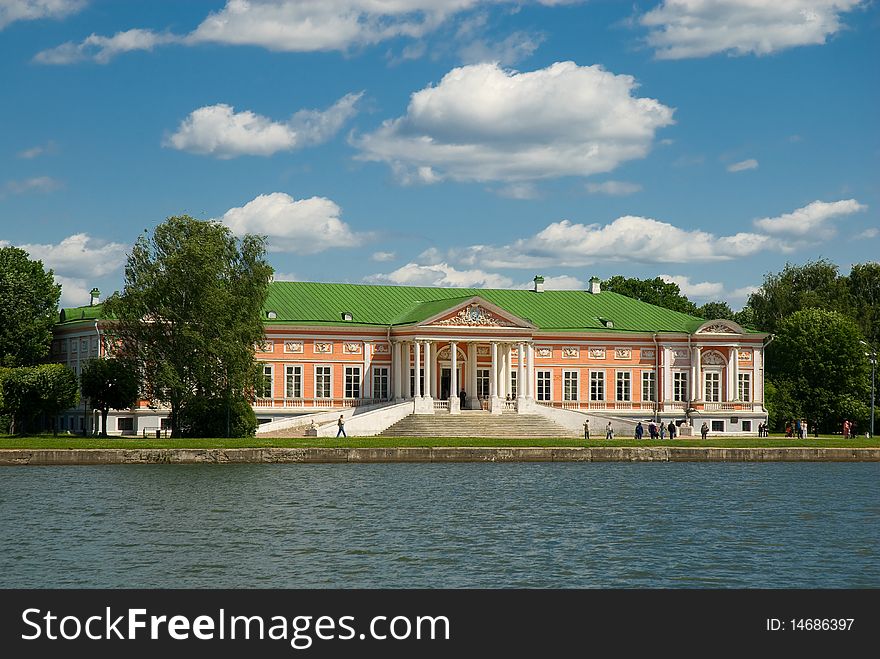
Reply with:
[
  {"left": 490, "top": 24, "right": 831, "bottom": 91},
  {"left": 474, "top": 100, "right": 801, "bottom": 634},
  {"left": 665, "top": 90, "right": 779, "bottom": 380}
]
[{"left": 1, "top": 435, "right": 878, "bottom": 449}]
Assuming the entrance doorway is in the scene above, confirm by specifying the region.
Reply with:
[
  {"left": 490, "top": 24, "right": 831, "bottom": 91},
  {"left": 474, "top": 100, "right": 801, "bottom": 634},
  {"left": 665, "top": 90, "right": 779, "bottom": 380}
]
[{"left": 440, "top": 367, "right": 464, "bottom": 400}]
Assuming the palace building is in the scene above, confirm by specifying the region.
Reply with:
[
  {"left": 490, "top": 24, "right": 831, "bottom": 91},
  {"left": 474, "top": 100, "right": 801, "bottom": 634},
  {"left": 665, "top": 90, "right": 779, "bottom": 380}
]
[{"left": 52, "top": 277, "right": 769, "bottom": 437}]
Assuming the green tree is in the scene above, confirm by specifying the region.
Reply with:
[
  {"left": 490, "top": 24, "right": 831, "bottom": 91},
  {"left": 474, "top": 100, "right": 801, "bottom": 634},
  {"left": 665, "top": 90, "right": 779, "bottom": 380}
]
[
  {"left": 177, "top": 394, "right": 258, "bottom": 438},
  {"left": 603, "top": 276, "right": 699, "bottom": 315},
  {"left": 80, "top": 358, "right": 140, "bottom": 437},
  {"left": 103, "top": 216, "right": 272, "bottom": 437},
  {"left": 766, "top": 308, "right": 870, "bottom": 432},
  {"left": 0, "top": 246, "right": 61, "bottom": 367},
  {"left": 745, "top": 259, "right": 851, "bottom": 334},
  {"left": 0, "top": 364, "right": 78, "bottom": 434},
  {"left": 696, "top": 301, "right": 735, "bottom": 320},
  {"left": 847, "top": 262, "right": 880, "bottom": 345}
]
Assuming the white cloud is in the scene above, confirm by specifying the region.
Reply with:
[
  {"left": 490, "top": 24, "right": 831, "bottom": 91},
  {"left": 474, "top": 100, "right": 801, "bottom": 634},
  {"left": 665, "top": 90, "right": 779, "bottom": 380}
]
[
  {"left": 0, "top": 0, "right": 85, "bottom": 30},
  {"left": 458, "top": 30, "right": 544, "bottom": 66},
  {"left": 517, "top": 274, "right": 584, "bottom": 290},
  {"left": 753, "top": 199, "right": 866, "bottom": 237},
  {"left": 354, "top": 61, "right": 674, "bottom": 183},
  {"left": 856, "top": 227, "right": 879, "bottom": 240},
  {"left": 164, "top": 93, "right": 361, "bottom": 158},
  {"left": 271, "top": 271, "right": 299, "bottom": 281},
  {"left": 366, "top": 261, "right": 513, "bottom": 288},
  {"left": 34, "top": 28, "right": 179, "bottom": 64},
  {"left": 217, "top": 192, "right": 370, "bottom": 254},
  {"left": 55, "top": 275, "right": 92, "bottom": 308},
  {"left": 659, "top": 274, "right": 724, "bottom": 299},
  {"left": 17, "top": 140, "right": 57, "bottom": 159},
  {"left": 495, "top": 182, "right": 540, "bottom": 199},
  {"left": 641, "top": 0, "right": 865, "bottom": 60},
  {"left": 15, "top": 233, "right": 127, "bottom": 280},
  {"left": 729, "top": 285, "right": 759, "bottom": 301},
  {"left": 371, "top": 251, "right": 396, "bottom": 262},
  {"left": 585, "top": 180, "right": 642, "bottom": 196},
  {"left": 727, "top": 158, "right": 758, "bottom": 172},
  {"left": 446, "top": 216, "right": 772, "bottom": 269},
  {"left": 1, "top": 176, "right": 62, "bottom": 197}
]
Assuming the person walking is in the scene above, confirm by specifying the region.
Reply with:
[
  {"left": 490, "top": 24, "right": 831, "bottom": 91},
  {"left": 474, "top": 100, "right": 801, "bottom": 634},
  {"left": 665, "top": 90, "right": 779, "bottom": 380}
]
[
  {"left": 700, "top": 421, "right": 709, "bottom": 440},
  {"left": 583, "top": 418, "right": 590, "bottom": 441},
  {"left": 667, "top": 420, "right": 676, "bottom": 440},
  {"left": 795, "top": 419, "right": 802, "bottom": 439},
  {"left": 659, "top": 422, "right": 666, "bottom": 441},
  {"left": 648, "top": 421, "right": 657, "bottom": 439},
  {"left": 605, "top": 422, "right": 614, "bottom": 440},
  {"left": 336, "top": 415, "right": 346, "bottom": 438},
  {"left": 635, "top": 422, "right": 644, "bottom": 440}
]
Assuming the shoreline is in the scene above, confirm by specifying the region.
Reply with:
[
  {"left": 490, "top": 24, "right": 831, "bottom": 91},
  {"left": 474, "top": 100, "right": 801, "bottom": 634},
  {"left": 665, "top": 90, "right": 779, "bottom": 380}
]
[{"left": 2, "top": 446, "right": 879, "bottom": 465}]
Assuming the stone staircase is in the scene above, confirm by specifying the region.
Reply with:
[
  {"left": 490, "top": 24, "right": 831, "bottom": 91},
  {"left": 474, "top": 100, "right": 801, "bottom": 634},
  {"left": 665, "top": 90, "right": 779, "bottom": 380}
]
[{"left": 379, "top": 411, "right": 578, "bottom": 439}]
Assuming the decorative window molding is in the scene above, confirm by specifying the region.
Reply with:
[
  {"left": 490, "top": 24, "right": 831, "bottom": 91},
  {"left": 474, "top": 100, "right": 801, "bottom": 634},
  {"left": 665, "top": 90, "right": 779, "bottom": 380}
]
[
  {"left": 477, "top": 345, "right": 490, "bottom": 357},
  {"left": 738, "top": 349, "right": 752, "bottom": 361},
  {"left": 588, "top": 348, "right": 605, "bottom": 359},
  {"left": 614, "top": 348, "right": 632, "bottom": 360},
  {"left": 314, "top": 342, "right": 333, "bottom": 354},
  {"left": 256, "top": 340, "right": 273, "bottom": 353},
  {"left": 373, "top": 343, "right": 390, "bottom": 355},
  {"left": 702, "top": 350, "right": 726, "bottom": 366},
  {"left": 641, "top": 348, "right": 655, "bottom": 360},
  {"left": 283, "top": 341, "right": 304, "bottom": 354},
  {"left": 672, "top": 349, "right": 690, "bottom": 365},
  {"left": 562, "top": 347, "right": 580, "bottom": 359},
  {"left": 536, "top": 347, "right": 552, "bottom": 358},
  {"left": 343, "top": 342, "right": 362, "bottom": 355}
]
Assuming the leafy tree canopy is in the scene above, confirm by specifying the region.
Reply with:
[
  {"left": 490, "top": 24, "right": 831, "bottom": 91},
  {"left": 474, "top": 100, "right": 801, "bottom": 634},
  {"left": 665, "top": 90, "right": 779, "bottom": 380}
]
[
  {"left": 602, "top": 276, "right": 699, "bottom": 315},
  {"left": 696, "top": 301, "right": 735, "bottom": 321},
  {"left": 81, "top": 358, "right": 140, "bottom": 436},
  {"left": 0, "top": 246, "right": 61, "bottom": 367},
  {"left": 103, "top": 216, "right": 272, "bottom": 437},
  {"left": 0, "top": 363, "right": 78, "bottom": 434}
]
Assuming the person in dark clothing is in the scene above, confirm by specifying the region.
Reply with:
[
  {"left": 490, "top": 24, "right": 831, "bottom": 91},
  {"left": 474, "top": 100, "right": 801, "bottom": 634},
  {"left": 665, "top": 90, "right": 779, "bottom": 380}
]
[
  {"left": 459, "top": 388, "right": 467, "bottom": 410},
  {"left": 667, "top": 421, "right": 676, "bottom": 439},
  {"left": 635, "top": 422, "right": 644, "bottom": 440}
]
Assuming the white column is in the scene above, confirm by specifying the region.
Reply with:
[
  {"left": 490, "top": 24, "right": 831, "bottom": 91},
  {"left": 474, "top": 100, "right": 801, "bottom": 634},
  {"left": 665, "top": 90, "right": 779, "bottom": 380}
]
[
  {"left": 449, "top": 341, "right": 459, "bottom": 414},
  {"left": 503, "top": 344, "right": 511, "bottom": 398},
  {"left": 430, "top": 342, "right": 438, "bottom": 398},
  {"left": 490, "top": 342, "right": 497, "bottom": 398},
  {"left": 692, "top": 346, "right": 701, "bottom": 400},
  {"left": 754, "top": 347, "right": 763, "bottom": 403},
  {"left": 423, "top": 341, "right": 432, "bottom": 399},
  {"left": 663, "top": 346, "right": 673, "bottom": 403},
  {"left": 728, "top": 347, "right": 737, "bottom": 401},
  {"left": 363, "top": 342, "right": 371, "bottom": 399},
  {"left": 517, "top": 342, "right": 525, "bottom": 399},
  {"left": 468, "top": 343, "right": 477, "bottom": 402},
  {"left": 403, "top": 343, "right": 411, "bottom": 399},
  {"left": 414, "top": 340, "right": 422, "bottom": 398},
  {"left": 393, "top": 342, "right": 402, "bottom": 400},
  {"left": 527, "top": 343, "right": 535, "bottom": 399}
]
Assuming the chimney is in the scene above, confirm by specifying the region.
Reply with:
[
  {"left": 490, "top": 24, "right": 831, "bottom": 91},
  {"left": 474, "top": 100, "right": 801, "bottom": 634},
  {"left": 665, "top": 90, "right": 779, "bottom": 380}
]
[
  {"left": 589, "top": 276, "right": 601, "bottom": 295},
  {"left": 89, "top": 288, "right": 100, "bottom": 306},
  {"left": 532, "top": 275, "right": 545, "bottom": 293}
]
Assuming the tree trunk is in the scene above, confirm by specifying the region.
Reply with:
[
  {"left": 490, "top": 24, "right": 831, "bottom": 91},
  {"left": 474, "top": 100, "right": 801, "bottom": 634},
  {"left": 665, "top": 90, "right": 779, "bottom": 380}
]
[{"left": 101, "top": 408, "right": 109, "bottom": 437}]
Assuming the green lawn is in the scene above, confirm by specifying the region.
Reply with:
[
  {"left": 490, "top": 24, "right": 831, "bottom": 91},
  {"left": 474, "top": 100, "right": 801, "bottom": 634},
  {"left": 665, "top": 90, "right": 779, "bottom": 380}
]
[{"left": 1, "top": 435, "right": 878, "bottom": 449}]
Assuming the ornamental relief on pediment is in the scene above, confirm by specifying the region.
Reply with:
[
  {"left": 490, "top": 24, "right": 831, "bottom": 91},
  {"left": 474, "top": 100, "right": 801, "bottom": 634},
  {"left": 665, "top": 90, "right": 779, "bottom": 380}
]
[
  {"left": 430, "top": 304, "right": 517, "bottom": 328},
  {"left": 697, "top": 322, "right": 739, "bottom": 334},
  {"left": 702, "top": 351, "right": 726, "bottom": 366}
]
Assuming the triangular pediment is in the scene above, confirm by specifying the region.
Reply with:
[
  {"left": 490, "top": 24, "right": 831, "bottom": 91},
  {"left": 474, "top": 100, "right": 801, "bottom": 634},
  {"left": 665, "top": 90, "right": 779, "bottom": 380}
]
[
  {"left": 419, "top": 297, "right": 536, "bottom": 329},
  {"left": 695, "top": 319, "right": 745, "bottom": 335}
]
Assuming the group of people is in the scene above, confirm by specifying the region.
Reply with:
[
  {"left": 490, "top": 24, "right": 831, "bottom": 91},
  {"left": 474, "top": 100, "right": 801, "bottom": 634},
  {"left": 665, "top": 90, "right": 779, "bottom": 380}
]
[
  {"left": 757, "top": 422, "right": 769, "bottom": 437},
  {"left": 783, "top": 418, "right": 813, "bottom": 439},
  {"left": 584, "top": 419, "right": 678, "bottom": 441}
]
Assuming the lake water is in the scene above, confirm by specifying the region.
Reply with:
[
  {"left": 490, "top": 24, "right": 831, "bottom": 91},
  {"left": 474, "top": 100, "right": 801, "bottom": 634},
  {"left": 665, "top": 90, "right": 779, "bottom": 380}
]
[{"left": 1, "top": 463, "right": 878, "bottom": 588}]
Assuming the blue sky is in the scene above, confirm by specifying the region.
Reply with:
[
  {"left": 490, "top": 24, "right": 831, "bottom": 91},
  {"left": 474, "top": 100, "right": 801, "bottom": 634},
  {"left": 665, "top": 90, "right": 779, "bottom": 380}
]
[{"left": 1, "top": 0, "right": 877, "bottom": 308}]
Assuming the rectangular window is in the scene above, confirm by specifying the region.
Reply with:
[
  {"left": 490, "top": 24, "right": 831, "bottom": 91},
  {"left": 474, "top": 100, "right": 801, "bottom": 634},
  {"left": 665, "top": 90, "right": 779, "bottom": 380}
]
[
  {"left": 117, "top": 417, "right": 133, "bottom": 432},
  {"left": 373, "top": 367, "right": 389, "bottom": 400},
  {"left": 563, "top": 370, "right": 578, "bottom": 401},
  {"left": 345, "top": 367, "right": 361, "bottom": 399},
  {"left": 742, "top": 420, "right": 752, "bottom": 432},
  {"left": 510, "top": 371, "right": 517, "bottom": 398},
  {"left": 477, "top": 369, "right": 490, "bottom": 399},
  {"left": 642, "top": 371, "right": 656, "bottom": 403},
  {"left": 590, "top": 371, "right": 604, "bottom": 401},
  {"left": 160, "top": 418, "right": 171, "bottom": 430},
  {"left": 673, "top": 372, "right": 689, "bottom": 402},
  {"left": 704, "top": 372, "right": 721, "bottom": 403},
  {"left": 711, "top": 420, "right": 724, "bottom": 432},
  {"left": 258, "top": 365, "right": 273, "bottom": 398},
  {"left": 315, "top": 366, "right": 331, "bottom": 398},
  {"left": 536, "top": 370, "right": 551, "bottom": 402},
  {"left": 738, "top": 373, "right": 751, "bottom": 402},
  {"left": 285, "top": 365, "right": 303, "bottom": 399},
  {"left": 616, "top": 371, "right": 631, "bottom": 402},
  {"left": 409, "top": 368, "right": 425, "bottom": 396}
]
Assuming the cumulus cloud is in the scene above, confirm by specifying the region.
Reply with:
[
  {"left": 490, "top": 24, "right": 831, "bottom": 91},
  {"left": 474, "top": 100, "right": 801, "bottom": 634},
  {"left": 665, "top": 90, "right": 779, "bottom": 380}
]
[
  {"left": 164, "top": 93, "right": 361, "bottom": 158},
  {"left": 659, "top": 274, "right": 724, "bottom": 299},
  {"left": 366, "top": 261, "right": 513, "bottom": 288},
  {"left": 585, "top": 180, "right": 642, "bottom": 195},
  {"left": 55, "top": 275, "right": 93, "bottom": 307},
  {"left": 517, "top": 274, "right": 584, "bottom": 290},
  {"left": 753, "top": 199, "right": 866, "bottom": 237},
  {"left": 855, "top": 227, "right": 879, "bottom": 240},
  {"left": 727, "top": 158, "right": 758, "bottom": 172},
  {"left": 458, "top": 30, "right": 545, "bottom": 66},
  {"left": 217, "top": 192, "right": 370, "bottom": 254},
  {"left": 1, "top": 176, "right": 62, "bottom": 197},
  {"left": 34, "top": 28, "right": 179, "bottom": 64},
  {"left": 0, "top": 0, "right": 85, "bottom": 30},
  {"left": 17, "top": 140, "right": 57, "bottom": 159},
  {"left": 641, "top": 0, "right": 865, "bottom": 60},
  {"left": 354, "top": 61, "right": 674, "bottom": 183},
  {"left": 14, "top": 233, "right": 127, "bottom": 279},
  {"left": 371, "top": 251, "right": 396, "bottom": 262}
]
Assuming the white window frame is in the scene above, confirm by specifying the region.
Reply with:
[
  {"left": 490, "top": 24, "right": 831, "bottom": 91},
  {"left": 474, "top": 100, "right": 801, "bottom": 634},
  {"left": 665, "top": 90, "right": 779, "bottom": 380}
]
[
  {"left": 536, "top": 370, "right": 552, "bottom": 402},
  {"left": 372, "top": 366, "right": 389, "bottom": 400},
  {"left": 616, "top": 370, "right": 631, "bottom": 402},
  {"left": 344, "top": 366, "right": 361, "bottom": 399},
  {"left": 589, "top": 370, "right": 605, "bottom": 401},
  {"left": 673, "top": 371, "right": 689, "bottom": 402},
  {"left": 738, "top": 372, "right": 751, "bottom": 402},
  {"left": 285, "top": 365, "right": 303, "bottom": 399},
  {"left": 510, "top": 371, "right": 517, "bottom": 398},
  {"left": 259, "top": 364, "right": 274, "bottom": 399},
  {"left": 477, "top": 368, "right": 490, "bottom": 399},
  {"left": 563, "top": 370, "right": 579, "bottom": 401},
  {"left": 704, "top": 370, "right": 721, "bottom": 403},
  {"left": 641, "top": 371, "right": 656, "bottom": 403},
  {"left": 315, "top": 365, "right": 332, "bottom": 399},
  {"left": 409, "top": 367, "right": 425, "bottom": 397}
]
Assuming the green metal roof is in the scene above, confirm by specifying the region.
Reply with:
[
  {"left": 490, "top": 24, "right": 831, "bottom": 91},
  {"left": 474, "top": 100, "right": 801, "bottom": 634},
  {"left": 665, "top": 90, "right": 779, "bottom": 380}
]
[
  {"left": 57, "top": 282, "right": 759, "bottom": 335},
  {"left": 262, "top": 282, "right": 718, "bottom": 334}
]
